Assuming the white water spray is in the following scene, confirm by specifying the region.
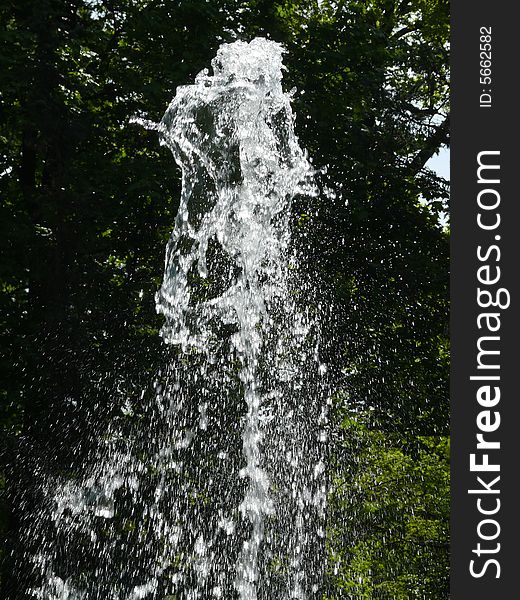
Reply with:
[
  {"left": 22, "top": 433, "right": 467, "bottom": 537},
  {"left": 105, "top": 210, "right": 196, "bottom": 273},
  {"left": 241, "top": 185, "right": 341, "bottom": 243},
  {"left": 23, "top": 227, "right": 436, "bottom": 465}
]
[
  {"left": 29, "top": 38, "right": 327, "bottom": 600},
  {"left": 151, "top": 38, "right": 317, "bottom": 599}
]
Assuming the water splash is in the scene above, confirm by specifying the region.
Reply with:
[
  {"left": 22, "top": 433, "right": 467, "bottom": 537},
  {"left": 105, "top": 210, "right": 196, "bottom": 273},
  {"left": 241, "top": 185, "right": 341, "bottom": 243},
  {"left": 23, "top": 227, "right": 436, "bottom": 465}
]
[
  {"left": 27, "top": 38, "right": 327, "bottom": 600},
  {"left": 151, "top": 37, "right": 320, "bottom": 599}
]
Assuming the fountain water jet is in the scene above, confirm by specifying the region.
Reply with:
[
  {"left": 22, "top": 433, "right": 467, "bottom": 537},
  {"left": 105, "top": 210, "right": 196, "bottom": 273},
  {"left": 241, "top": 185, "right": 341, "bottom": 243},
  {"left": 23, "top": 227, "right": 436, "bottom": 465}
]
[
  {"left": 28, "top": 37, "right": 327, "bottom": 600},
  {"left": 151, "top": 37, "right": 322, "bottom": 600}
]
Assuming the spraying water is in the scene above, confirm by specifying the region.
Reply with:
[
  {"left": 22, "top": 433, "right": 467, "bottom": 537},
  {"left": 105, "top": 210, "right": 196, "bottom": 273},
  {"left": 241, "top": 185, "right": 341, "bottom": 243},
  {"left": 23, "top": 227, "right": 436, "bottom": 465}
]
[{"left": 26, "top": 38, "right": 327, "bottom": 600}]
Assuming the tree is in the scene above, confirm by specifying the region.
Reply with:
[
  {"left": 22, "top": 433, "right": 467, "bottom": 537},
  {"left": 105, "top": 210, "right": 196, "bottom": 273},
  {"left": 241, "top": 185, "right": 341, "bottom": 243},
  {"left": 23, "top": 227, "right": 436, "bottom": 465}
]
[{"left": 1, "top": 1, "right": 449, "bottom": 597}]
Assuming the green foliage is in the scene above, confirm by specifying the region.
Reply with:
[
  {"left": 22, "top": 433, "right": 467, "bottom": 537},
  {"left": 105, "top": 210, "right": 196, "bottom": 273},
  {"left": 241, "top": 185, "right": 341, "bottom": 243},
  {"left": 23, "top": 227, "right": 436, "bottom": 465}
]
[
  {"left": 326, "top": 411, "right": 449, "bottom": 598},
  {"left": 283, "top": 0, "right": 450, "bottom": 435}
]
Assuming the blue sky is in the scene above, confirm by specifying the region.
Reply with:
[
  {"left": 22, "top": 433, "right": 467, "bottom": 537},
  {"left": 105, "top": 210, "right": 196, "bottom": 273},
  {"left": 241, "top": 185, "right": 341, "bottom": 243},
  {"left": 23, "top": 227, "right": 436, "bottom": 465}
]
[{"left": 426, "top": 146, "right": 450, "bottom": 181}]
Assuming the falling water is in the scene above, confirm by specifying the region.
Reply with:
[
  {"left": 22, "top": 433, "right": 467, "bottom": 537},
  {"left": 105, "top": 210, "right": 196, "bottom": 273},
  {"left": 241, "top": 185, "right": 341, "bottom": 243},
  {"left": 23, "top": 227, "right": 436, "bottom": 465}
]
[{"left": 26, "top": 38, "right": 327, "bottom": 600}]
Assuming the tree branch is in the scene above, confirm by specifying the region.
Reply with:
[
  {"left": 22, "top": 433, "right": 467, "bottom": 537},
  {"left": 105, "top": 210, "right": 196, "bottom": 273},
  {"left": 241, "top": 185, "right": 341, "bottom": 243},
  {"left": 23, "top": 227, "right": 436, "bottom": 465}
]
[{"left": 407, "top": 116, "right": 450, "bottom": 176}]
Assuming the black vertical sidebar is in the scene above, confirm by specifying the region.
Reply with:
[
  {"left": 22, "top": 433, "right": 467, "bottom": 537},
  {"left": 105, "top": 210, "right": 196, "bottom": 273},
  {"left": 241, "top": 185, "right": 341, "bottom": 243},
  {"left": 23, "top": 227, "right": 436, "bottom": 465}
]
[{"left": 452, "top": 2, "right": 520, "bottom": 598}]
